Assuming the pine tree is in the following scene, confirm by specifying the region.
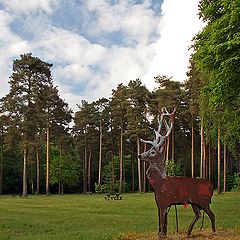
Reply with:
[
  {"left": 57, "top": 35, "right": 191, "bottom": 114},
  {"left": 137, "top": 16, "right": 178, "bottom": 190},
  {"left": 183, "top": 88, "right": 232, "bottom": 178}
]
[
  {"left": 1, "top": 53, "right": 72, "bottom": 195},
  {"left": 126, "top": 79, "right": 149, "bottom": 193},
  {"left": 110, "top": 84, "right": 129, "bottom": 193}
]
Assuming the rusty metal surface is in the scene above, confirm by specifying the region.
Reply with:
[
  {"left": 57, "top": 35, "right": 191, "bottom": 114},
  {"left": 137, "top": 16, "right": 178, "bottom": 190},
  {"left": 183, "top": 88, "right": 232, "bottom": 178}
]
[{"left": 149, "top": 176, "right": 214, "bottom": 209}]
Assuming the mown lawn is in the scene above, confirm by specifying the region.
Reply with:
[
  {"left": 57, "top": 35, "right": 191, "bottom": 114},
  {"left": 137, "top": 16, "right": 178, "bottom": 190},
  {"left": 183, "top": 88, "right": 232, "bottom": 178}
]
[{"left": 0, "top": 192, "right": 239, "bottom": 240}]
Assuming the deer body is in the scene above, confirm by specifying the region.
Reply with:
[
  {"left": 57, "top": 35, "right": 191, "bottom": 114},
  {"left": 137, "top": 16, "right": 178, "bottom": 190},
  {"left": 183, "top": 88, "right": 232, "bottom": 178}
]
[
  {"left": 139, "top": 108, "right": 215, "bottom": 236},
  {"left": 149, "top": 174, "right": 213, "bottom": 209}
]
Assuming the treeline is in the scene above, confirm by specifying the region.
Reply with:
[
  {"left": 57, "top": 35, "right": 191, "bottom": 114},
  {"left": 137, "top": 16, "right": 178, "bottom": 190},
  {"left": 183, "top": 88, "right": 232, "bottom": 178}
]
[
  {"left": 0, "top": 0, "right": 240, "bottom": 195},
  {"left": 0, "top": 56, "right": 190, "bottom": 195}
]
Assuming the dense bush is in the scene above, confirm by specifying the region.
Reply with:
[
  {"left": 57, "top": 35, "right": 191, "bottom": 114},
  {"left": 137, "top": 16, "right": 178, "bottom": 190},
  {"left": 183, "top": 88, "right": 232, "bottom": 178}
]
[{"left": 166, "top": 159, "right": 183, "bottom": 176}]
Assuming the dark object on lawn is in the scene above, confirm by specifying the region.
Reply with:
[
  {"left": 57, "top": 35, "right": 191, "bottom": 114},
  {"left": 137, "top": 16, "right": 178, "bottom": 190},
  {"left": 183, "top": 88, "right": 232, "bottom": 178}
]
[
  {"left": 138, "top": 107, "right": 215, "bottom": 237},
  {"left": 85, "top": 191, "right": 92, "bottom": 195},
  {"left": 105, "top": 194, "right": 122, "bottom": 200}
]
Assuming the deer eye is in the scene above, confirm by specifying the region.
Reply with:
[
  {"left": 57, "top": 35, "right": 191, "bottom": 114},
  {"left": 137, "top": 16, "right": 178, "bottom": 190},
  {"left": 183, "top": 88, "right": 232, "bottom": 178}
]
[{"left": 150, "top": 150, "right": 156, "bottom": 155}]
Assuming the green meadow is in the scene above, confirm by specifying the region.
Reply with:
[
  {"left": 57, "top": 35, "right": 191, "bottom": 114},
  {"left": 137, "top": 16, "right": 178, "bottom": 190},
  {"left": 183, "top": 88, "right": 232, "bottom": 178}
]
[{"left": 0, "top": 192, "right": 240, "bottom": 240}]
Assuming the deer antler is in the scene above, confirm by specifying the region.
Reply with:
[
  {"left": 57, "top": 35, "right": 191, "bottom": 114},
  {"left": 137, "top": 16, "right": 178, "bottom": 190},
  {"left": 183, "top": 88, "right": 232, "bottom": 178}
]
[{"left": 140, "top": 107, "right": 176, "bottom": 148}]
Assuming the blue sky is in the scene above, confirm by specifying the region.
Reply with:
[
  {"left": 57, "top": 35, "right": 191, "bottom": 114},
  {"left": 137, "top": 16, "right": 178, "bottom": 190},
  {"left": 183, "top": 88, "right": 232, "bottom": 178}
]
[{"left": 0, "top": 0, "right": 204, "bottom": 112}]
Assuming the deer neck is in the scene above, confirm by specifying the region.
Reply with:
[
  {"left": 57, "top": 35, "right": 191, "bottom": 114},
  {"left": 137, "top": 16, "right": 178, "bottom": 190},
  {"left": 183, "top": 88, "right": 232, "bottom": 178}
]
[{"left": 146, "top": 162, "right": 166, "bottom": 180}]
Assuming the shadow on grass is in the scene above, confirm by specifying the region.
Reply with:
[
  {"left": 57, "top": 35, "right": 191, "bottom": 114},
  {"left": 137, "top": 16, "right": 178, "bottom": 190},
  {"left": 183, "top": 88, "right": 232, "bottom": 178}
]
[{"left": 116, "top": 228, "right": 240, "bottom": 240}]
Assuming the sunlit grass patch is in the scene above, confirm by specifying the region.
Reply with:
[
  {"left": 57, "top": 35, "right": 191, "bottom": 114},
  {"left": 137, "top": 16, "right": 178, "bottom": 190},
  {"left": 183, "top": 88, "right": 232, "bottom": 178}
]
[
  {"left": 0, "top": 192, "right": 239, "bottom": 239},
  {"left": 116, "top": 228, "right": 240, "bottom": 240}
]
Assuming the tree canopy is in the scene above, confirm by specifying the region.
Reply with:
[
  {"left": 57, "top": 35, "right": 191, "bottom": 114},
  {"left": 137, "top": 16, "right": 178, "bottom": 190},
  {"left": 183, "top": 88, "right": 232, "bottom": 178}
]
[{"left": 1, "top": 0, "right": 240, "bottom": 196}]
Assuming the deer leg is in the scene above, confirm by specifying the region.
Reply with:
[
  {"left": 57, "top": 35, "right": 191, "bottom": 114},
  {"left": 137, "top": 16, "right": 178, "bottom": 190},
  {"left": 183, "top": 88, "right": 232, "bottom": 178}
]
[
  {"left": 202, "top": 204, "right": 216, "bottom": 232},
  {"left": 187, "top": 204, "right": 201, "bottom": 236},
  {"left": 163, "top": 210, "right": 168, "bottom": 235},
  {"left": 158, "top": 209, "right": 162, "bottom": 234},
  {"left": 159, "top": 208, "right": 168, "bottom": 236}
]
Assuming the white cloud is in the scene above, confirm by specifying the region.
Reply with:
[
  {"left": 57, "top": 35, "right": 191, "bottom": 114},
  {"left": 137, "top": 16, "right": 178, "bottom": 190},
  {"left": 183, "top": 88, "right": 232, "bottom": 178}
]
[
  {"left": 0, "top": 0, "right": 204, "bottom": 113},
  {"left": 142, "top": 0, "right": 204, "bottom": 89},
  {"left": 28, "top": 24, "right": 155, "bottom": 109},
  {"left": 0, "top": 0, "right": 60, "bottom": 14},
  {"left": 33, "top": 26, "right": 107, "bottom": 65},
  {"left": 0, "top": 10, "right": 30, "bottom": 97},
  {"left": 84, "top": 0, "right": 159, "bottom": 45},
  {"left": 55, "top": 64, "right": 91, "bottom": 83},
  {"left": 56, "top": 84, "right": 84, "bottom": 112}
]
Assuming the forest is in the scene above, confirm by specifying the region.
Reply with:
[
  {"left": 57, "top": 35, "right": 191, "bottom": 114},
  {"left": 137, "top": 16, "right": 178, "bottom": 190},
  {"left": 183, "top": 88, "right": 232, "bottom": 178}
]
[{"left": 0, "top": 0, "right": 239, "bottom": 196}]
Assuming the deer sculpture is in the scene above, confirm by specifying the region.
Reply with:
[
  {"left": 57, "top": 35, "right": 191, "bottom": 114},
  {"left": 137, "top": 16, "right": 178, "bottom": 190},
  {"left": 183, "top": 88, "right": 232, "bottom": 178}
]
[{"left": 138, "top": 108, "right": 215, "bottom": 237}]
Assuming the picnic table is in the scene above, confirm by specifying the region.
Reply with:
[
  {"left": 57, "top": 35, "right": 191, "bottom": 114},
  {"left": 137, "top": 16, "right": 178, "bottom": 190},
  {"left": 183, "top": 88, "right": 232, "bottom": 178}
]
[{"left": 104, "top": 193, "right": 122, "bottom": 200}]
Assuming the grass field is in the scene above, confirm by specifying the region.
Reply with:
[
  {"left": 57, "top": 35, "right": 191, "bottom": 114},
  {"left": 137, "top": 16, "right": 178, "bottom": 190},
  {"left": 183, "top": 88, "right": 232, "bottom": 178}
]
[{"left": 0, "top": 192, "right": 240, "bottom": 240}]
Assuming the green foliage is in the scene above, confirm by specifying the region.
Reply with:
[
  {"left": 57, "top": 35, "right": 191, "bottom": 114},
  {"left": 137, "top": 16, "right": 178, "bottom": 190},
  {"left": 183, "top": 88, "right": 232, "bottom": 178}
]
[
  {"left": 1, "top": 50, "right": 240, "bottom": 196},
  {"left": 126, "top": 79, "right": 149, "bottom": 139},
  {"left": 194, "top": 0, "right": 240, "bottom": 109},
  {"left": 192, "top": 0, "right": 240, "bottom": 153},
  {"left": 166, "top": 159, "right": 183, "bottom": 176},
  {"left": 96, "top": 155, "right": 132, "bottom": 194},
  {"left": 151, "top": 75, "right": 184, "bottom": 114},
  {"left": 94, "top": 182, "right": 103, "bottom": 194},
  {"left": 232, "top": 173, "right": 240, "bottom": 191},
  {"left": 49, "top": 146, "right": 80, "bottom": 192},
  {"left": 185, "top": 58, "right": 203, "bottom": 116},
  {"left": 2, "top": 149, "right": 22, "bottom": 193}
]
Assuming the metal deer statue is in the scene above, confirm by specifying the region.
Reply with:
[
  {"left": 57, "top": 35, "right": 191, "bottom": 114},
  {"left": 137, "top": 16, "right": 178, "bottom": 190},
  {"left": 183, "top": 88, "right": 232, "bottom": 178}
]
[{"left": 138, "top": 108, "right": 215, "bottom": 237}]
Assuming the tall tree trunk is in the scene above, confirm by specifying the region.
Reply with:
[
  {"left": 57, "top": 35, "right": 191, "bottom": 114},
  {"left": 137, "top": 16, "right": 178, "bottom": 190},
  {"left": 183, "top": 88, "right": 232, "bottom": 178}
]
[
  {"left": 119, "top": 122, "right": 123, "bottom": 193},
  {"left": 171, "top": 125, "right": 174, "bottom": 161},
  {"left": 111, "top": 131, "right": 115, "bottom": 193},
  {"left": 88, "top": 147, "right": 91, "bottom": 192},
  {"left": 200, "top": 117, "right": 204, "bottom": 178},
  {"left": 131, "top": 144, "right": 135, "bottom": 192},
  {"left": 123, "top": 155, "right": 126, "bottom": 193},
  {"left": 137, "top": 135, "right": 142, "bottom": 193},
  {"left": 23, "top": 145, "right": 27, "bottom": 197},
  {"left": 0, "top": 148, "right": 2, "bottom": 195},
  {"left": 203, "top": 136, "right": 206, "bottom": 179},
  {"left": 111, "top": 146, "right": 115, "bottom": 192},
  {"left": 191, "top": 115, "right": 195, "bottom": 178},
  {"left": 208, "top": 145, "right": 211, "bottom": 182},
  {"left": 0, "top": 126, "right": 3, "bottom": 194},
  {"left": 31, "top": 178, "right": 34, "bottom": 195},
  {"left": 36, "top": 144, "right": 40, "bottom": 194},
  {"left": 166, "top": 137, "right": 170, "bottom": 164},
  {"left": 238, "top": 144, "right": 240, "bottom": 173},
  {"left": 58, "top": 182, "right": 61, "bottom": 194},
  {"left": 143, "top": 161, "right": 146, "bottom": 192},
  {"left": 98, "top": 120, "right": 103, "bottom": 190},
  {"left": 46, "top": 126, "right": 50, "bottom": 194},
  {"left": 238, "top": 149, "right": 240, "bottom": 173},
  {"left": 59, "top": 143, "right": 63, "bottom": 194},
  {"left": 83, "top": 135, "right": 87, "bottom": 194},
  {"left": 143, "top": 143, "right": 147, "bottom": 193},
  {"left": 205, "top": 144, "right": 209, "bottom": 180},
  {"left": 223, "top": 142, "right": 227, "bottom": 192},
  {"left": 217, "top": 127, "right": 221, "bottom": 195},
  {"left": 211, "top": 146, "right": 215, "bottom": 184}
]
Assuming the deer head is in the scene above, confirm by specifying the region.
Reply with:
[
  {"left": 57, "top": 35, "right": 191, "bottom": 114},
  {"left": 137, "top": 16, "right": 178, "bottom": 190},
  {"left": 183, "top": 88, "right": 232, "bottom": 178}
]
[{"left": 138, "top": 107, "right": 175, "bottom": 168}]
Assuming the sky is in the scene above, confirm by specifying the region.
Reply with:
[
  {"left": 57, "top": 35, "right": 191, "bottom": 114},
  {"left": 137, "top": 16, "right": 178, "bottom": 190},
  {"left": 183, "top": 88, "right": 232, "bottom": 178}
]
[{"left": 0, "top": 0, "right": 204, "bottom": 112}]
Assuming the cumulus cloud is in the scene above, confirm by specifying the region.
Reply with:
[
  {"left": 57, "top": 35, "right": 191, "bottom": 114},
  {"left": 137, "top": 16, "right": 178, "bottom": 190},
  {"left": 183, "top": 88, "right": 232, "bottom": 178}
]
[
  {"left": 0, "top": 0, "right": 60, "bottom": 14},
  {"left": 0, "top": 0, "right": 204, "bottom": 112},
  {"left": 29, "top": 24, "right": 155, "bottom": 110},
  {"left": 142, "top": 0, "right": 205, "bottom": 89},
  {"left": 32, "top": 26, "right": 107, "bottom": 65},
  {"left": 84, "top": 0, "right": 160, "bottom": 45},
  {"left": 0, "top": 10, "right": 30, "bottom": 97}
]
